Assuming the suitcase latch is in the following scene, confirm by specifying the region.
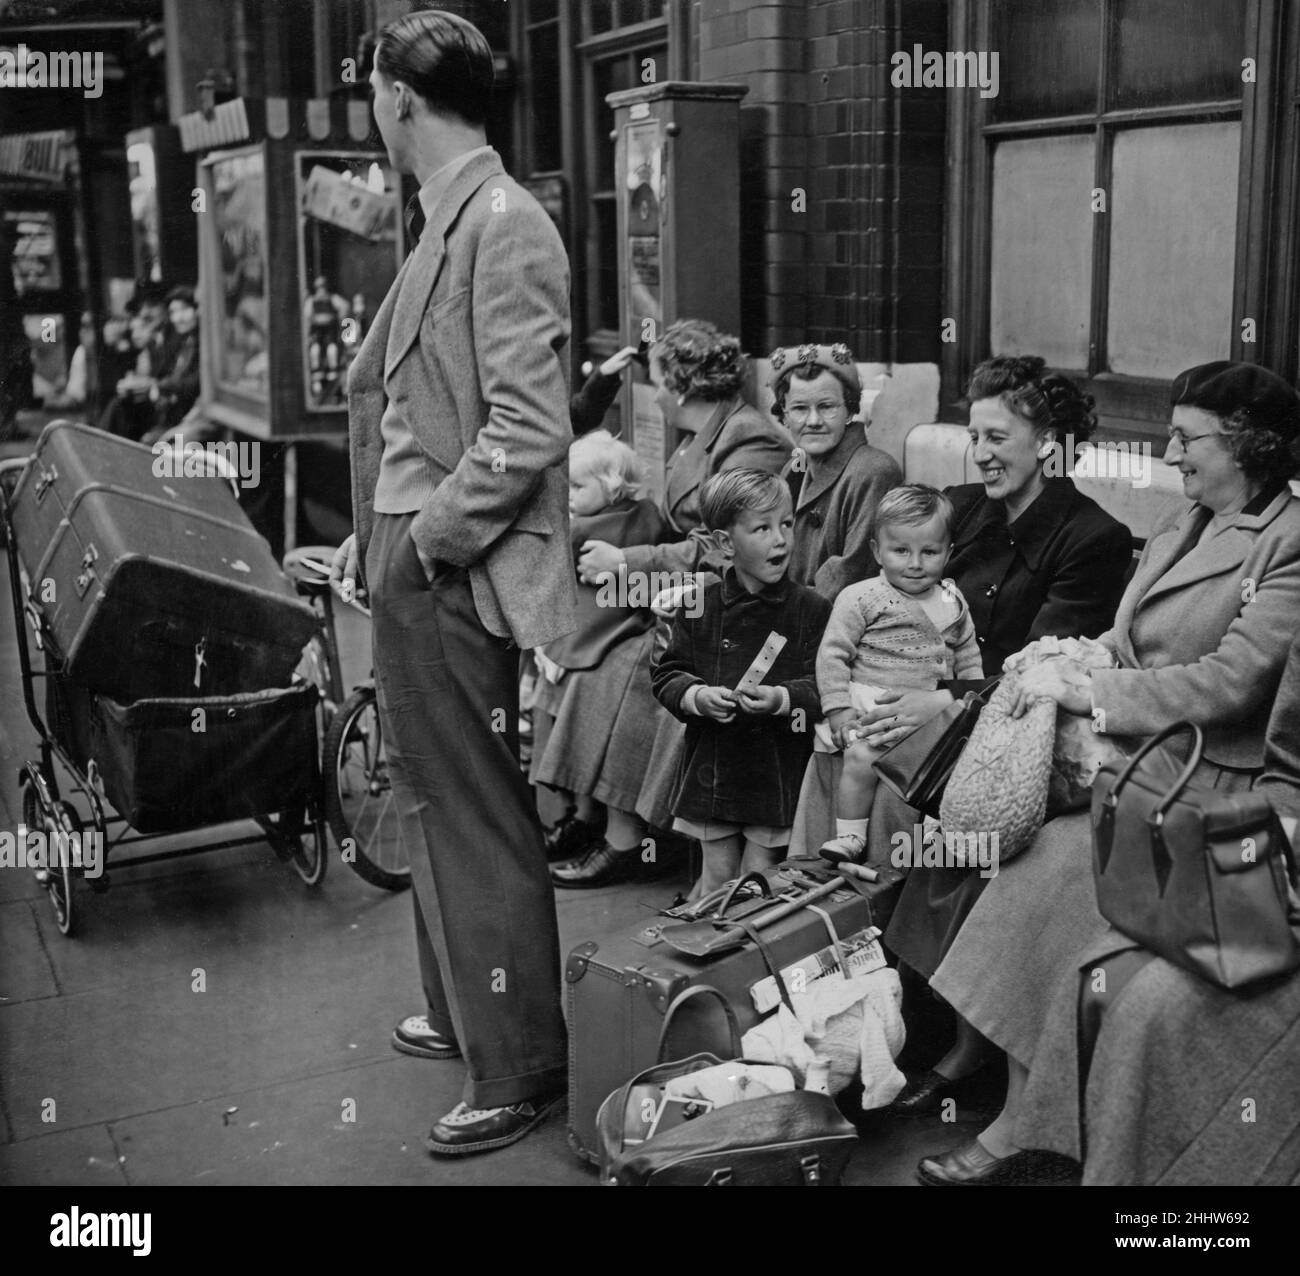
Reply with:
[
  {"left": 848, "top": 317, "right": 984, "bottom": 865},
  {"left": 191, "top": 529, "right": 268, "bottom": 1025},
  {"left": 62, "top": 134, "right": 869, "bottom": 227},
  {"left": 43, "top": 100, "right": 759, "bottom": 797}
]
[
  {"left": 33, "top": 462, "right": 58, "bottom": 503},
  {"left": 74, "top": 543, "right": 99, "bottom": 598}
]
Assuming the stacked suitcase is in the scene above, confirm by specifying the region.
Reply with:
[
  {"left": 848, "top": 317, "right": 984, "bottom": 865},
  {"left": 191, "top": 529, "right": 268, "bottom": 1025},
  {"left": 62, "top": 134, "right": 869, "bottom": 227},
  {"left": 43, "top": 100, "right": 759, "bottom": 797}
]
[{"left": 13, "top": 422, "right": 320, "bottom": 832}]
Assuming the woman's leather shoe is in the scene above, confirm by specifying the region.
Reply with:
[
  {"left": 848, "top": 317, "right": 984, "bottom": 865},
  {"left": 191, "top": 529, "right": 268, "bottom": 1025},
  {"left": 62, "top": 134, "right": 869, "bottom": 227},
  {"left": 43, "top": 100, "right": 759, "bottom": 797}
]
[
  {"left": 887, "top": 1068, "right": 961, "bottom": 1116},
  {"left": 916, "top": 1138, "right": 1034, "bottom": 1186},
  {"left": 550, "top": 841, "right": 640, "bottom": 889}
]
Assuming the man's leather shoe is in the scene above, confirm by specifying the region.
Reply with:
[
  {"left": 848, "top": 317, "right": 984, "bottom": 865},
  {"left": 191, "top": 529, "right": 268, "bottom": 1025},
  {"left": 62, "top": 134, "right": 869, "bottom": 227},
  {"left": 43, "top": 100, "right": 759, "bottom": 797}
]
[
  {"left": 544, "top": 811, "right": 604, "bottom": 862},
  {"left": 917, "top": 1139, "right": 1076, "bottom": 1186},
  {"left": 426, "top": 1093, "right": 564, "bottom": 1156},
  {"left": 550, "top": 841, "right": 641, "bottom": 889},
  {"left": 392, "top": 1014, "right": 461, "bottom": 1060}
]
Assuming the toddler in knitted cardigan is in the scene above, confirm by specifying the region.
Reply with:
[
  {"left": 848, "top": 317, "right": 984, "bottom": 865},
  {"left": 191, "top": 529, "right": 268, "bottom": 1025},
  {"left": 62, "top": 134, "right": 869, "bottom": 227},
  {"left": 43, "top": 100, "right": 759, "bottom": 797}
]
[{"left": 816, "top": 484, "right": 984, "bottom": 862}]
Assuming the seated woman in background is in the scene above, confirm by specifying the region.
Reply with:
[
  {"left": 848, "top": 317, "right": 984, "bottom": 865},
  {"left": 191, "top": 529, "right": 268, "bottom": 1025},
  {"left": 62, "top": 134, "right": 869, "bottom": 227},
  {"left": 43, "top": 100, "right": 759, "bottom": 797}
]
[
  {"left": 1014, "top": 624, "right": 1300, "bottom": 1186},
  {"left": 906, "top": 360, "right": 1300, "bottom": 1185},
  {"left": 773, "top": 342, "right": 901, "bottom": 600},
  {"left": 551, "top": 319, "right": 793, "bottom": 887}
]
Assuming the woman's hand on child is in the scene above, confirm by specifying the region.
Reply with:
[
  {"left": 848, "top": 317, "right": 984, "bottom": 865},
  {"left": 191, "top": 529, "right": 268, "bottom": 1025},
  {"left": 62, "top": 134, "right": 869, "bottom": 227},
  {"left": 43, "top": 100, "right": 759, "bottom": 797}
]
[
  {"left": 577, "top": 539, "right": 625, "bottom": 585},
  {"left": 857, "top": 688, "right": 953, "bottom": 747},
  {"left": 695, "top": 686, "right": 738, "bottom": 722},
  {"left": 736, "top": 685, "right": 782, "bottom": 715}
]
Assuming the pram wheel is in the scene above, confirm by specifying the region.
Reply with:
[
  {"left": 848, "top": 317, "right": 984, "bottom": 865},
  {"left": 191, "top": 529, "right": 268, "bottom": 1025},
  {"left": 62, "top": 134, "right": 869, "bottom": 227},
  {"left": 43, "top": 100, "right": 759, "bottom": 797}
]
[
  {"left": 23, "top": 783, "right": 75, "bottom": 937},
  {"left": 258, "top": 807, "right": 328, "bottom": 887},
  {"left": 323, "top": 685, "right": 410, "bottom": 891}
]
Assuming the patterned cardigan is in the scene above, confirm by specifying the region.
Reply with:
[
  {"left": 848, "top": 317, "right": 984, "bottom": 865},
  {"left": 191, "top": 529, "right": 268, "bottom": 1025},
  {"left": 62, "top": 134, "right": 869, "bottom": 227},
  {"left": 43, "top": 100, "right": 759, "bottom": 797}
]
[{"left": 817, "top": 575, "right": 984, "bottom": 712}]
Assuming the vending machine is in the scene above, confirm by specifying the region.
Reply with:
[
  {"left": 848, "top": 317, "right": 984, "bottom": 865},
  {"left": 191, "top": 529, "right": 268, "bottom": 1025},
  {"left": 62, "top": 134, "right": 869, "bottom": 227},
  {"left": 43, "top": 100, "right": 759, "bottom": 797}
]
[{"left": 606, "top": 81, "right": 746, "bottom": 500}]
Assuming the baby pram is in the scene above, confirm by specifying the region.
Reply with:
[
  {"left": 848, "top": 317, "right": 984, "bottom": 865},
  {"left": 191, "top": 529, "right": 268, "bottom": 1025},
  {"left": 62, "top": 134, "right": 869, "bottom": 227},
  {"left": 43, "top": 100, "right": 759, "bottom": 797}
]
[{"left": 1, "top": 422, "right": 326, "bottom": 937}]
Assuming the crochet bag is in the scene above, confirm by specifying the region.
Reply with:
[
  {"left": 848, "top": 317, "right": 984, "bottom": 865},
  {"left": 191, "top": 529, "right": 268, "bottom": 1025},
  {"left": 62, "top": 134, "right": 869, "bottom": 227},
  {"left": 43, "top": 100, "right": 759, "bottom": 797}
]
[{"left": 939, "top": 672, "right": 1056, "bottom": 864}]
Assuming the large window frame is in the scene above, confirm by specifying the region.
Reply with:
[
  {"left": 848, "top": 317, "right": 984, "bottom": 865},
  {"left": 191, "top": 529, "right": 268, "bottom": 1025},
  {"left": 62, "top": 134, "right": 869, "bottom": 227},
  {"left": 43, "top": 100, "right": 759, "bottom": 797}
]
[{"left": 943, "top": 0, "right": 1300, "bottom": 440}]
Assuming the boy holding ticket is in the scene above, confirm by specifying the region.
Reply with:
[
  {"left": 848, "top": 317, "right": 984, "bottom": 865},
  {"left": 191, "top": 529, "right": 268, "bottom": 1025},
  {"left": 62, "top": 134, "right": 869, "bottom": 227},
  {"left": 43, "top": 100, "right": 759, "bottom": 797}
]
[{"left": 652, "top": 469, "right": 832, "bottom": 892}]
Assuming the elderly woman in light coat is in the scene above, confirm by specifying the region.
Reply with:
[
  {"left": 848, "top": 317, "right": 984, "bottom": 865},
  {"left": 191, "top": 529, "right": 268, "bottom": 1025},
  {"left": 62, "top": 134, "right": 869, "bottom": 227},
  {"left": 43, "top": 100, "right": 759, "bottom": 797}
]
[
  {"left": 1014, "top": 624, "right": 1300, "bottom": 1185},
  {"left": 855, "top": 361, "right": 1300, "bottom": 1185}
]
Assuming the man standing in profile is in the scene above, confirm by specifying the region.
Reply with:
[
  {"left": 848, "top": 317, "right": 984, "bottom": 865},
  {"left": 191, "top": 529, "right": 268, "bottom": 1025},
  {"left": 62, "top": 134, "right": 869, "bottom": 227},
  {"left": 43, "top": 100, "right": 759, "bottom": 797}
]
[{"left": 332, "top": 10, "right": 574, "bottom": 1155}]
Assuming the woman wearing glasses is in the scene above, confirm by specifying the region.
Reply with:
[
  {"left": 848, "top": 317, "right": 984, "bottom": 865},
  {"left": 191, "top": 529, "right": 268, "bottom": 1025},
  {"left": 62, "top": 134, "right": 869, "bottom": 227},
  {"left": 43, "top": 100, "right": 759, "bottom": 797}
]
[
  {"left": 769, "top": 343, "right": 901, "bottom": 599},
  {"left": 899, "top": 360, "right": 1300, "bottom": 1184}
]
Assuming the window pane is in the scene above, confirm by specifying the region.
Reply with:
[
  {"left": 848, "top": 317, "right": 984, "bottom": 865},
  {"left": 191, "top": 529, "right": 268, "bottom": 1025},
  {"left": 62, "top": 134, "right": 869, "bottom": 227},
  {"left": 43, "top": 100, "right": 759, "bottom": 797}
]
[
  {"left": 989, "top": 134, "right": 1095, "bottom": 369},
  {"left": 593, "top": 55, "right": 634, "bottom": 192},
  {"left": 1113, "top": 0, "right": 1245, "bottom": 109},
  {"left": 1107, "top": 122, "right": 1239, "bottom": 380},
  {"left": 526, "top": 0, "right": 558, "bottom": 22},
  {"left": 589, "top": 1, "right": 613, "bottom": 36},
  {"left": 989, "top": 0, "right": 1100, "bottom": 121},
  {"left": 529, "top": 22, "right": 561, "bottom": 171},
  {"left": 595, "top": 197, "right": 619, "bottom": 331}
]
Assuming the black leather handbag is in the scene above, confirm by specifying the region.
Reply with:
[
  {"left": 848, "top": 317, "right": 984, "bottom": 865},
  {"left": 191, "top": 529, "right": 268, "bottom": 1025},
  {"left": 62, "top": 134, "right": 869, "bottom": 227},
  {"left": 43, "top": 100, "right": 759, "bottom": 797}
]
[
  {"left": 872, "top": 680, "right": 997, "bottom": 818},
  {"left": 1092, "top": 722, "right": 1300, "bottom": 990},
  {"left": 596, "top": 986, "right": 857, "bottom": 1186}
]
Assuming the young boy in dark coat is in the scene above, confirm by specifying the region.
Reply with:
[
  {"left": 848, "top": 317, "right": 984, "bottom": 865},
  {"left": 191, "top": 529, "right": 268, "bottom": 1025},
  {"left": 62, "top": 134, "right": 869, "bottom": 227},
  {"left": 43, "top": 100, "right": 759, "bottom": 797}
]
[{"left": 652, "top": 468, "right": 832, "bottom": 892}]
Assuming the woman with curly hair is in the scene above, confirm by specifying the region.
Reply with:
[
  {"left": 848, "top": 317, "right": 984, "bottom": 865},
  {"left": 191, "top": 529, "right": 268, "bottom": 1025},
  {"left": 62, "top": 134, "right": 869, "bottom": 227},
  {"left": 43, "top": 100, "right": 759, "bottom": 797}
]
[
  {"left": 880, "top": 360, "right": 1300, "bottom": 1184},
  {"left": 547, "top": 319, "right": 793, "bottom": 887}
]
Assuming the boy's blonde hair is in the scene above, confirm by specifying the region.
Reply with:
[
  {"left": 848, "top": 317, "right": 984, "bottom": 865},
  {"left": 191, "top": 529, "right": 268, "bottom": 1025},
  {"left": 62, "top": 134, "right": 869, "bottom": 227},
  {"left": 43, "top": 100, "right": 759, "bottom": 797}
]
[{"left": 569, "top": 430, "right": 644, "bottom": 505}]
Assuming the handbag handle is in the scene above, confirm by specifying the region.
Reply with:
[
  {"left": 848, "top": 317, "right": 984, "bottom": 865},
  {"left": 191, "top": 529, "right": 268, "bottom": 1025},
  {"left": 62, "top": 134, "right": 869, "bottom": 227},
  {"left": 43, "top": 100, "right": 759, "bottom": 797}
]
[
  {"left": 712, "top": 871, "right": 772, "bottom": 919},
  {"left": 656, "top": 984, "right": 743, "bottom": 1065},
  {"left": 1103, "top": 721, "right": 1205, "bottom": 822}
]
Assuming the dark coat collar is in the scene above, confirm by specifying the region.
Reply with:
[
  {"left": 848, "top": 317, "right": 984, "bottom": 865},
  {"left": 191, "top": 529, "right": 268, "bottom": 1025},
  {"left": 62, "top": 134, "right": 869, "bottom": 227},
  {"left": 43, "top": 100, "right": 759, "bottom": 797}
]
[
  {"left": 721, "top": 565, "right": 792, "bottom": 607},
  {"left": 962, "top": 477, "right": 1083, "bottom": 571},
  {"left": 785, "top": 421, "right": 867, "bottom": 512}
]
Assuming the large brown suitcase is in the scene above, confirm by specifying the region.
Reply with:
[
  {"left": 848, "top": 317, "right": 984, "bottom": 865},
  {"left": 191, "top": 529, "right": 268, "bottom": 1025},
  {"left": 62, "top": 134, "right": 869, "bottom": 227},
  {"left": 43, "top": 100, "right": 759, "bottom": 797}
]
[
  {"left": 11, "top": 421, "right": 316, "bottom": 700},
  {"left": 564, "top": 861, "right": 901, "bottom": 1164}
]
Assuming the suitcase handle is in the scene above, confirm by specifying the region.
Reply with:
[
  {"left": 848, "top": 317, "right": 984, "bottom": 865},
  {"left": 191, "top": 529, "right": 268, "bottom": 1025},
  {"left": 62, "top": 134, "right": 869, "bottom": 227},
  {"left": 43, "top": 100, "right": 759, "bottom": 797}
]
[{"left": 713, "top": 871, "right": 772, "bottom": 920}]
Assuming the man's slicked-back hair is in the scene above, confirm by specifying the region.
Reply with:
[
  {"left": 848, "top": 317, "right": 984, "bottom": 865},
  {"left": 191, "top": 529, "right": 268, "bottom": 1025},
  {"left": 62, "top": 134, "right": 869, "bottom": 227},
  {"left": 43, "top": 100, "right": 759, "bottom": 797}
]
[{"left": 375, "top": 10, "right": 495, "bottom": 125}]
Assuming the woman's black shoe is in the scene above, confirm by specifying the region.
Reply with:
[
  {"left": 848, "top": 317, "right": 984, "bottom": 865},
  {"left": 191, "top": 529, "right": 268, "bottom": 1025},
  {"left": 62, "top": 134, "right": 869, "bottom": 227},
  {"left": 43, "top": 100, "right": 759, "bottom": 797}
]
[
  {"left": 888, "top": 1068, "right": 968, "bottom": 1116},
  {"left": 544, "top": 811, "right": 604, "bottom": 862}
]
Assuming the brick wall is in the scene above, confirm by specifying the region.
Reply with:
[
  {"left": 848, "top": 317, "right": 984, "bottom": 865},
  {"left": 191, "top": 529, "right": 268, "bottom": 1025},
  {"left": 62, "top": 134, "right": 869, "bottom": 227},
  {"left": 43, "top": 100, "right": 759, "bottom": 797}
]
[{"left": 697, "top": 0, "right": 946, "bottom": 365}]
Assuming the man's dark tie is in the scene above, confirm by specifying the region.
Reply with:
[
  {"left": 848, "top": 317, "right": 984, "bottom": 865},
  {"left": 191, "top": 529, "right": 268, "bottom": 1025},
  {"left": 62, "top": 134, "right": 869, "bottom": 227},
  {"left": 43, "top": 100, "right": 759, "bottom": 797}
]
[{"left": 404, "top": 195, "right": 425, "bottom": 251}]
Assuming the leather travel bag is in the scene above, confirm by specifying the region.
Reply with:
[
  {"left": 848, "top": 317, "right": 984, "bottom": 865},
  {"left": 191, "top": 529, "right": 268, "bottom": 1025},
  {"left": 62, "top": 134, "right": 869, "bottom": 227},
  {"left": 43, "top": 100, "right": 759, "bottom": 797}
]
[{"left": 596, "top": 986, "right": 857, "bottom": 1186}]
